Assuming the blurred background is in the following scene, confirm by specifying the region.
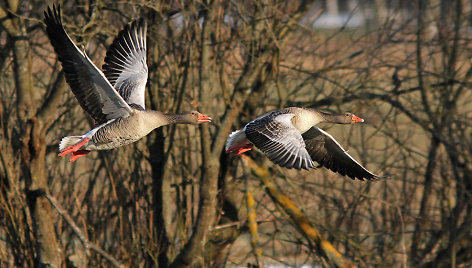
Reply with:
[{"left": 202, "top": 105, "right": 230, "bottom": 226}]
[{"left": 1, "top": 0, "right": 471, "bottom": 267}]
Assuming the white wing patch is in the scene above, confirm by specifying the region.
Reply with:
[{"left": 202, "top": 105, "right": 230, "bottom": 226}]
[{"left": 103, "top": 20, "right": 148, "bottom": 109}]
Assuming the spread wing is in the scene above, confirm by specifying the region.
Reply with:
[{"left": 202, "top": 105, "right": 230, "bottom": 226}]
[
  {"left": 44, "top": 5, "right": 132, "bottom": 124},
  {"left": 102, "top": 19, "right": 148, "bottom": 109},
  {"left": 245, "top": 113, "right": 315, "bottom": 170},
  {"left": 302, "top": 126, "right": 382, "bottom": 180}
]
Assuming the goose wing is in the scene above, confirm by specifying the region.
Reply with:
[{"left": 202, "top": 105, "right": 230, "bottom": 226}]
[
  {"left": 302, "top": 126, "right": 381, "bottom": 180},
  {"left": 244, "top": 112, "right": 315, "bottom": 170},
  {"left": 44, "top": 5, "right": 132, "bottom": 124},
  {"left": 102, "top": 19, "right": 147, "bottom": 110}
]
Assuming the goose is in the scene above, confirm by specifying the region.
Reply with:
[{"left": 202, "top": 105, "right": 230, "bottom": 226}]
[
  {"left": 44, "top": 5, "right": 211, "bottom": 162},
  {"left": 226, "top": 107, "right": 383, "bottom": 180}
]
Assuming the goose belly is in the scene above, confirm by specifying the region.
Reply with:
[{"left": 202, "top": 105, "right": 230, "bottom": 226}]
[
  {"left": 85, "top": 117, "right": 153, "bottom": 150},
  {"left": 89, "top": 135, "right": 143, "bottom": 150}
]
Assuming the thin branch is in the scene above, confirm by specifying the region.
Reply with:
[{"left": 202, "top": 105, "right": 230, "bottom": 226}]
[
  {"left": 44, "top": 193, "right": 127, "bottom": 268},
  {"left": 246, "top": 175, "right": 263, "bottom": 267},
  {"left": 241, "top": 155, "right": 357, "bottom": 268}
]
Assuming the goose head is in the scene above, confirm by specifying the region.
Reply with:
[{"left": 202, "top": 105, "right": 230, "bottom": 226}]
[
  {"left": 342, "top": 113, "right": 364, "bottom": 124},
  {"left": 184, "top": 111, "right": 212, "bottom": 124}
]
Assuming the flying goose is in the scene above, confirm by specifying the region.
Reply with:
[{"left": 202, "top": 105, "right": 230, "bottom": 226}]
[
  {"left": 226, "top": 107, "right": 383, "bottom": 180},
  {"left": 44, "top": 5, "right": 211, "bottom": 162}
]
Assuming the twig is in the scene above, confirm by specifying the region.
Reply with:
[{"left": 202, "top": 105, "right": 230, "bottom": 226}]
[
  {"left": 45, "top": 193, "right": 127, "bottom": 268},
  {"left": 241, "top": 155, "right": 357, "bottom": 268},
  {"left": 212, "top": 218, "right": 272, "bottom": 230}
]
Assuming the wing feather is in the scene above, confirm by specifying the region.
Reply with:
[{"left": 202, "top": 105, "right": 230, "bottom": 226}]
[
  {"left": 245, "top": 113, "right": 315, "bottom": 170},
  {"left": 102, "top": 19, "right": 148, "bottom": 109},
  {"left": 302, "top": 126, "right": 383, "bottom": 180},
  {"left": 44, "top": 5, "right": 132, "bottom": 124}
]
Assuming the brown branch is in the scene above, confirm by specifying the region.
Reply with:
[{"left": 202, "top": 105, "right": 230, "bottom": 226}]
[
  {"left": 241, "top": 155, "right": 357, "bottom": 268},
  {"left": 246, "top": 182, "right": 263, "bottom": 266},
  {"left": 37, "top": 72, "right": 67, "bottom": 127},
  {"left": 211, "top": 0, "right": 313, "bottom": 156},
  {"left": 0, "top": 4, "right": 19, "bottom": 37},
  {"left": 170, "top": 0, "right": 219, "bottom": 266},
  {"left": 3, "top": 5, "right": 62, "bottom": 267},
  {"left": 416, "top": 0, "right": 434, "bottom": 130},
  {"left": 286, "top": 80, "right": 460, "bottom": 108},
  {"left": 45, "top": 193, "right": 127, "bottom": 268}
]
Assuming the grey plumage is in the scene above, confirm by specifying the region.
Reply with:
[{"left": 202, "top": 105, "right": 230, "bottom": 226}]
[
  {"left": 245, "top": 113, "right": 315, "bottom": 170},
  {"left": 227, "top": 107, "right": 383, "bottom": 181},
  {"left": 44, "top": 5, "right": 133, "bottom": 125},
  {"left": 45, "top": 5, "right": 211, "bottom": 162}
]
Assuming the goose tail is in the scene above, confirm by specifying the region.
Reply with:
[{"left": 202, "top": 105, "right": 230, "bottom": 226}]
[
  {"left": 226, "top": 130, "right": 253, "bottom": 155},
  {"left": 59, "top": 136, "right": 84, "bottom": 152}
]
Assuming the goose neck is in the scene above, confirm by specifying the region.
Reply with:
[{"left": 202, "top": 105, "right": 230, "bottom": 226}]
[
  {"left": 164, "top": 113, "right": 184, "bottom": 124},
  {"left": 315, "top": 111, "right": 349, "bottom": 124}
]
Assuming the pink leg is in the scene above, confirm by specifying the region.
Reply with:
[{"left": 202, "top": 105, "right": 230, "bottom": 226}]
[
  {"left": 69, "top": 150, "right": 90, "bottom": 162},
  {"left": 58, "top": 138, "right": 91, "bottom": 157},
  {"left": 232, "top": 144, "right": 254, "bottom": 155}
]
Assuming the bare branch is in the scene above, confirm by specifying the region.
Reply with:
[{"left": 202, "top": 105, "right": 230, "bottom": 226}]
[
  {"left": 242, "top": 155, "right": 357, "bottom": 268},
  {"left": 45, "top": 193, "right": 127, "bottom": 268}
]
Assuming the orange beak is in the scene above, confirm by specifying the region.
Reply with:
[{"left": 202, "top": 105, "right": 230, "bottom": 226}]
[
  {"left": 351, "top": 114, "right": 364, "bottom": 123},
  {"left": 197, "top": 113, "right": 212, "bottom": 123}
]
